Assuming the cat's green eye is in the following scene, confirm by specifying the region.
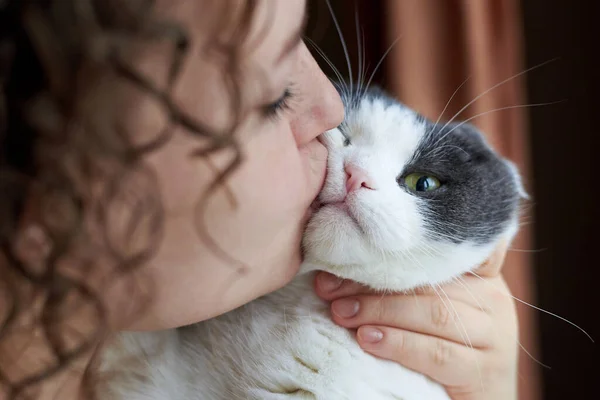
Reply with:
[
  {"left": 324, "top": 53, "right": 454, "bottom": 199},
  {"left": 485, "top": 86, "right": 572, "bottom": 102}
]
[{"left": 404, "top": 173, "right": 441, "bottom": 192}]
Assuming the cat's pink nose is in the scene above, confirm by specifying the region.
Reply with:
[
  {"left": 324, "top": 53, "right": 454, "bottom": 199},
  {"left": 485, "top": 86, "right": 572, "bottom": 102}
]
[{"left": 345, "top": 164, "right": 375, "bottom": 193}]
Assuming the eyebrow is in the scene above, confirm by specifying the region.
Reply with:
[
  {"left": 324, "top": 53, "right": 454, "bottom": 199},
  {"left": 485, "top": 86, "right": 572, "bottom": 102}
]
[{"left": 275, "top": 6, "right": 308, "bottom": 64}]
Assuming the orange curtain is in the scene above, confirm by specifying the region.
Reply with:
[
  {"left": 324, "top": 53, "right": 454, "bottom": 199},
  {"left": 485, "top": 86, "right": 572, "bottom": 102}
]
[{"left": 384, "top": 1, "right": 540, "bottom": 399}]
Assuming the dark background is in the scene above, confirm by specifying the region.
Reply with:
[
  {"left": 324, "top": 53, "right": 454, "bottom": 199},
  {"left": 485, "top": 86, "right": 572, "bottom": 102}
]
[
  {"left": 307, "top": 1, "right": 600, "bottom": 398},
  {"left": 522, "top": 1, "right": 599, "bottom": 398}
]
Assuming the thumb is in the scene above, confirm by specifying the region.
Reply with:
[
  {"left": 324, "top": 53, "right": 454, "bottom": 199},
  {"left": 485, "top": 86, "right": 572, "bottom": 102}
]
[{"left": 474, "top": 238, "right": 509, "bottom": 278}]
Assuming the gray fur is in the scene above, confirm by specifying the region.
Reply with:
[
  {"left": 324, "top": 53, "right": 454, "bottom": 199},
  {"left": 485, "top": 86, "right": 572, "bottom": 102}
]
[
  {"left": 408, "top": 121, "right": 520, "bottom": 244},
  {"left": 353, "top": 86, "right": 520, "bottom": 244}
]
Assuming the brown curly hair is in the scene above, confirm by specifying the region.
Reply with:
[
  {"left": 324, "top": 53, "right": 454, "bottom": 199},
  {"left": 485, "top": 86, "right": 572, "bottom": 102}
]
[{"left": 0, "top": 0, "right": 258, "bottom": 398}]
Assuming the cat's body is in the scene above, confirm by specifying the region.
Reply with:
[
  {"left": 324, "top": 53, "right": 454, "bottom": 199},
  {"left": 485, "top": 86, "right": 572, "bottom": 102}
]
[
  {"left": 100, "top": 88, "right": 524, "bottom": 400},
  {"left": 104, "top": 273, "right": 450, "bottom": 399}
]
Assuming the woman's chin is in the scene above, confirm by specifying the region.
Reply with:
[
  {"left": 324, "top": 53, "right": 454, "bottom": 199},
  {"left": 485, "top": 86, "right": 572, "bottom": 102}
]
[{"left": 267, "top": 251, "right": 302, "bottom": 294}]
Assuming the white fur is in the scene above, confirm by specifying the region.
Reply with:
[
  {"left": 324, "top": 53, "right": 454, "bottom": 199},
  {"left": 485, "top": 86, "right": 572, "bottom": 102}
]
[
  {"left": 100, "top": 97, "right": 520, "bottom": 400},
  {"left": 302, "top": 98, "right": 515, "bottom": 291}
]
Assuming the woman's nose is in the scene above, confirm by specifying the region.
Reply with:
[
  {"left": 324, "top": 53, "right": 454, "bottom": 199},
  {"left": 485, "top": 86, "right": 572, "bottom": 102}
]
[{"left": 291, "top": 45, "right": 344, "bottom": 146}]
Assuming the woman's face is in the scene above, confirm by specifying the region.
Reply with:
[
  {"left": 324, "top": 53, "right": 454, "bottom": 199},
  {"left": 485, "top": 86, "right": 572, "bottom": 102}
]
[{"left": 113, "top": 0, "right": 343, "bottom": 329}]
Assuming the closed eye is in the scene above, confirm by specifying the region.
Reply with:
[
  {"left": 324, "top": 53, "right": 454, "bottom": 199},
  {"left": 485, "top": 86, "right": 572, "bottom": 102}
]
[{"left": 263, "top": 88, "right": 295, "bottom": 119}]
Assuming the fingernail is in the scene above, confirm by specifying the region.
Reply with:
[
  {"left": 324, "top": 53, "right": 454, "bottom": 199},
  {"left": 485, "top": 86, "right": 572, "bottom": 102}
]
[
  {"left": 331, "top": 298, "right": 359, "bottom": 318},
  {"left": 359, "top": 327, "right": 383, "bottom": 343},
  {"left": 317, "top": 273, "right": 343, "bottom": 293}
]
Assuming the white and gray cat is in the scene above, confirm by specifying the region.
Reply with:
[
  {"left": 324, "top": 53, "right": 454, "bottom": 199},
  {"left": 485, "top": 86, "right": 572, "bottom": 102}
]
[{"left": 100, "top": 87, "right": 525, "bottom": 400}]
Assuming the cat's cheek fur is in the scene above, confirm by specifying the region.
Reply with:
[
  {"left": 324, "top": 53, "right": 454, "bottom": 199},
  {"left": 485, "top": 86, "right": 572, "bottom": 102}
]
[{"left": 303, "top": 236, "right": 507, "bottom": 292}]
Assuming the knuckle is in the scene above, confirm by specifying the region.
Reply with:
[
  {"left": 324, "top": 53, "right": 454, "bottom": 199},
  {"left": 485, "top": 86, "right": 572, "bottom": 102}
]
[
  {"left": 485, "top": 278, "right": 512, "bottom": 307},
  {"left": 433, "top": 339, "right": 452, "bottom": 367},
  {"left": 480, "top": 319, "right": 496, "bottom": 348},
  {"left": 339, "top": 281, "right": 370, "bottom": 298},
  {"left": 487, "top": 286, "right": 508, "bottom": 306},
  {"left": 431, "top": 300, "right": 452, "bottom": 330},
  {"left": 373, "top": 299, "right": 388, "bottom": 322},
  {"left": 392, "top": 330, "right": 408, "bottom": 356},
  {"left": 366, "top": 296, "right": 393, "bottom": 323}
]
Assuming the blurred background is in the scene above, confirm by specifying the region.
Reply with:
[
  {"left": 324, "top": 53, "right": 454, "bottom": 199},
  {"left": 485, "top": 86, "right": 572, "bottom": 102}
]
[{"left": 305, "top": 1, "right": 599, "bottom": 399}]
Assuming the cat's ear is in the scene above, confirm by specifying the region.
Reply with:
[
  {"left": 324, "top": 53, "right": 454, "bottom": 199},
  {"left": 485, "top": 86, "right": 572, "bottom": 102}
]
[
  {"left": 444, "top": 122, "right": 495, "bottom": 163},
  {"left": 448, "top": 122, "right": 489, "bottom": 147},
  {"left": 450, "top": 122, "right": 530, "bottom": 200}
]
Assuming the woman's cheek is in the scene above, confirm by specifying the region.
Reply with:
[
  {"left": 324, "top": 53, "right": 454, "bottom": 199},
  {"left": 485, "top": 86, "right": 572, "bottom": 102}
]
[
  {"left": 241, "top": 124, "right": 310, "bottom": 214},
  {"left": 198, "top": 130, "right": 303, "bottom": 241}
]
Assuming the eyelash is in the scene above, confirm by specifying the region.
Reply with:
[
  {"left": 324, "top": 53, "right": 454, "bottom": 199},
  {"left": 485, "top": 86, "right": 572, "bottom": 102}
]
[{"left": 263, "top": 87, "right": 295, "bottom": 120}]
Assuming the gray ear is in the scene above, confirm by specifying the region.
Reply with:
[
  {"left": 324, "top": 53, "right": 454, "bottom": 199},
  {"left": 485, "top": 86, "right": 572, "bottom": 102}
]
[
  {"left": 451, "top": 122, "right": 530, "bottom": 200},
  {"left": 505, "top": 160, "right": 530, "bottom": 200},
  {"left": 450, "top": 122, "right": 489, "bottom": 146}
]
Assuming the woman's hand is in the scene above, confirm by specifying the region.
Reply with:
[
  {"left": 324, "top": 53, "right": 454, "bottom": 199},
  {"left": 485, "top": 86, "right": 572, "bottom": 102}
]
[{"left": 314, "top": 242, "right": 518, "bottom": 400}]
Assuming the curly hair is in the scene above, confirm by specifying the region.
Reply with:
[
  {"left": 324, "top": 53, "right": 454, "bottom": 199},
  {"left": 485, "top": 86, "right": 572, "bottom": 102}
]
[{"left": 0, "top": 0, "right": 257, "bottom": 398}]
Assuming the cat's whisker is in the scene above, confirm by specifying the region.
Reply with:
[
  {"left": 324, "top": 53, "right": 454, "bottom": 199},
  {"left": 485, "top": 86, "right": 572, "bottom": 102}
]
[
  {"left": 434, "top": 283, "right": 477, "bottom": 355},
  {"left": 425, "top": 219, "right": 498, "bottom": 231},
  {"left": 517, "top": 221, "right": 534, "bottom": 228},
  {"left": 426, "top": 225, "right": 507, "bottom": 241},
  {"left": 359, "top": 27, "right": 367, "bottom": 101},
  {"left": 428, "top": 281, "right": 483, "bottom": 392},
  {"left": 426, "top": 225, "right": 495, "bottom": 237},
  {"left": 283, "top": 305, "right": 289, "bottom": 336},
  {"left": 424, "top": 209, "right": 508, "bottom": 230},
  {"left": 304, "top": 37, "right": 349, "bottom": 102},
  {"left": 375, "top": 223, "right": 449, "bottom": 261},
  {"left": 426, "top": 144, "right": 470, "bottom": 158},
  {"left": 507, "top": 247, "right": 547, "bottom": 253},
  {"left": 469, "top": 271, "right": 594, "bottom": 343},
  {"left": 518, "top": 207, "right": 535, "bottom": 216},
  {"left": 326, "top": 0, "right": 354, "bottom": 97},
  {"left": 432, "top": 76, "right": 471, "bottom": 128},
  {"left": 304, "top": 39, "right": 340, "bottom": 79},
  {"left": 436, "top": 58, "right": 559, "bottom": 139},
  {"left": 453, "top": 276, "right": 552, "bottom": 370},
  {"left": 354, "top": 3, "right": 364, "bottom": 106},
  {"left": 451, "top": 276, "right": 486, "bottom": 313},
  {"left": 408, "top": 287, "right": 424, "bottom": 311},
  {"left": 425, "top": 100, "right": 564, "bottom": 160},
  {"left": 516, "top": 216, "right": 534, "bottom": 224},
  {"left": 364, "top": 36, "right": 402, "bottom": 97}
]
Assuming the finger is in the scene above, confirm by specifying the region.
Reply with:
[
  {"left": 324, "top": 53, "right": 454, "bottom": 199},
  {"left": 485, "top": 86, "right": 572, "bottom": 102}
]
[
  {"left": 314, "top": 272, "right": 374, "bottom": 300},
  {"left": 474, "top": 239, "right": 509, "bottom": 278},
  {"left": 315, "top": 272, "right": 505, "bottom": 314},
  {"left": 427, "top": 275, "right": 509, "bottom": 312},
  {"left": 329, "top": 294, "right": 493, "bottom": 348},
  {"left": 356, "top": 325, "right": 483, "bottom": 388}
]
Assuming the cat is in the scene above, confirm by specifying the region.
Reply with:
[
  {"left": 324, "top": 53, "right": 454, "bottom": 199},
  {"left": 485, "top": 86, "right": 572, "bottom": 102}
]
[{"left": 99, "top": 87, "right": 525, "bottom": 400}]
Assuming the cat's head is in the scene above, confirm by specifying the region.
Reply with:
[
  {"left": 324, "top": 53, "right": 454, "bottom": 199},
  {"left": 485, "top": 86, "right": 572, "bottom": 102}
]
[{"left": 301, "top": 87, "right": 526, "bottom": 291}]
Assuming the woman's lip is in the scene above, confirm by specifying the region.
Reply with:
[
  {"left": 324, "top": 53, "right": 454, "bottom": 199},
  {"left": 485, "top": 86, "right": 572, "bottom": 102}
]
[
  {"left": 315, "top": 140, "right": 329, "bottom": 192},
  {"left": 317, "top": 134, "right": 326, "bottom": 146},
  {"left": 303, "top": 140, "right": 328, "bottom": 219},
  {"left": 303, "top": 200, "right": 319, "bottom": 225}
]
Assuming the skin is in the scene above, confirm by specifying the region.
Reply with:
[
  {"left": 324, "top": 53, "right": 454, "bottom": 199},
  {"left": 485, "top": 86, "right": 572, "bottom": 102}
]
[
  {"left": 117, "top": 3, "right": 520, "bottom": 397},
  {"left": 7, "top": 1, "right": 518, "bottom": 399},
  {"left": 314, "top": 241, "right": 518, "bottom": 400},
  {"left": 105, "top": 0, "right": 345, "bottom": 329}
]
